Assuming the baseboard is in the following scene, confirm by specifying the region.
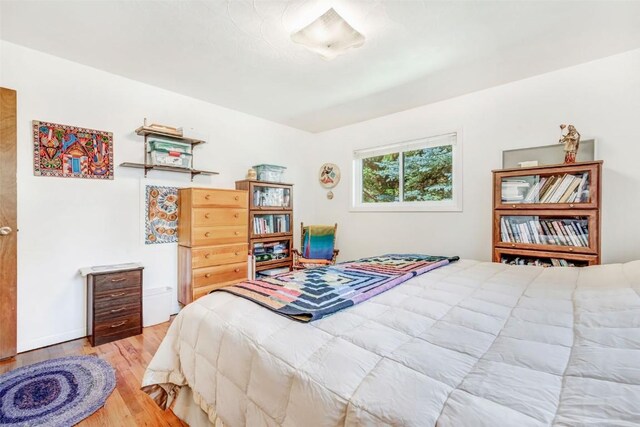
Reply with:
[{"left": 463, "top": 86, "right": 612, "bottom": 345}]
[{"left": 17, "top": 327, "right": 87, "bottom": 353}]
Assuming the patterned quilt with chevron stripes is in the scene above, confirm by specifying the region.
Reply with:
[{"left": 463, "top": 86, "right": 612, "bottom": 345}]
[{"left": 217, "top": 254, "right": 459, "bottom": 321}]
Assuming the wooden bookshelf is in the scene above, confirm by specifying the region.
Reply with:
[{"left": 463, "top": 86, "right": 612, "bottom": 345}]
[
  {"left": 235, "top": 180, "right": 294, "bottom": 274},
  {"left": 492, "top": 161, "right": 602, "bottom": 266}
]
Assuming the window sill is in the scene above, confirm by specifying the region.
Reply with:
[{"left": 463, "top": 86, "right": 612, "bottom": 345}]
[{"left": 350, "top": 203, "right": 462, "bottom": 213}]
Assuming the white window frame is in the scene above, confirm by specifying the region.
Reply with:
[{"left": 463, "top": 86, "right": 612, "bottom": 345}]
[{"left": 351, "top": 131, "right": 462, "bottom": 212}]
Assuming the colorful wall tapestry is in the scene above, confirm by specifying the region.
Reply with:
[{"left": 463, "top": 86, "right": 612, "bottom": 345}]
[
  {"left": 145, "top": 186, "right": 179, "bottom": 244},
  {"left": 33, "top": 120, "right": 113, "bottom": 179}
]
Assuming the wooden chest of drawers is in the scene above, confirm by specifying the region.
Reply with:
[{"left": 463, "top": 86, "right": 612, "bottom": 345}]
[
  {"left": 86, "top": 267, "right": 143, "bottom": 346},
  {"left": 178, "top": 188, "right": 249, "bottom": 305}
]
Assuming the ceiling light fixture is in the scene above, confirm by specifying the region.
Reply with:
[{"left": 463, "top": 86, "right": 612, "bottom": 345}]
[{"left": 290, "top": 8, "right": 365, "bottom": 60}]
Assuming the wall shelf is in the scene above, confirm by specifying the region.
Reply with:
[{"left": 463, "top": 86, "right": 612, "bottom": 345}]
[
  {"left": 120, "top": 122, "right": 216, "bottom": 181},
  {"left": 120, "top": 162, "right": 218, "bottom": 181},
  {"left": 134, "top": 126, "right": 206, "bottom": 146}
]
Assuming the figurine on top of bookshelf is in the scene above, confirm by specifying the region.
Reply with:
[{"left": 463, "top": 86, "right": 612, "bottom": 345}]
[{"left": 559, "top": 124, "right": 581, "bottom": 164}]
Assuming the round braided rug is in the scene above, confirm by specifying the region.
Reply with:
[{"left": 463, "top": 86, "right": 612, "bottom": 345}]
[{"left": 0, "top": 356, "right": 115, "bottom": 426}]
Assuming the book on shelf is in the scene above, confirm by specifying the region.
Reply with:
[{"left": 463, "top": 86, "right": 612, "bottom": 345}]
[
  {"left": 523, "top": 177, "right": 546, "bottom": 203},
  {"left": 253, "top": 214, "right": 290, "bottom": 235},
  {"left": 501, "top": 217, "right": 589, "bottom": 247},
  {"left": 573, "top": 174, "right": 590, "bottom": 203},
  {"left": 545, "top": 174, "right": 573, "bottom": 203},
  {"left": 506, "top": 173, "right": 590, "bottom": 204}
]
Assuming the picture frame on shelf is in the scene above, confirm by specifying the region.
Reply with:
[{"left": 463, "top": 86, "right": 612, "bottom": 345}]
[{"left": 502, "top": 139, "right": 596, "bottom": 169}]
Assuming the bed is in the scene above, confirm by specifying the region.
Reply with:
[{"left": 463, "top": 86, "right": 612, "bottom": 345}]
[{"left": 142, "top": 259, "right": 640, "bottom": 426}]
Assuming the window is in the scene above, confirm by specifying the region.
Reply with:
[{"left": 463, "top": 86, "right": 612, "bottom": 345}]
[{"left": 352, "top": 132, "right": 462, "bottom": 211}]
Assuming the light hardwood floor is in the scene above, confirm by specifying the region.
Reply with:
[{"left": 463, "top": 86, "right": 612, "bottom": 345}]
[{"left": 0, "top": 319, "right": 185, "bottom": 426}]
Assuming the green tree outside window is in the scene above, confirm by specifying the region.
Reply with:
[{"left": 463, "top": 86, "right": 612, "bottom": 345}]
[{"left": 361, "top": 145, "right": 453, "bottom": 203}]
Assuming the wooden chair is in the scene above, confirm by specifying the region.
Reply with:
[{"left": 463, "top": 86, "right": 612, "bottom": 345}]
[{"left": 292, "top": 223, "right": 339, "bottom": 270}]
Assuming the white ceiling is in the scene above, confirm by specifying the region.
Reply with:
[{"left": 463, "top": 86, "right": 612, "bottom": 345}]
[{"left": 2, "top": 0, "right": 640, "bottom": 133}]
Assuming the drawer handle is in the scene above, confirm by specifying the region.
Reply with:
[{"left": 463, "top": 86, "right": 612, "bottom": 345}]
[
  {"left": 110, "top": 278, "right": 126, "bottom": 283},
  {"left": 110, "top": 307, "right": 126, "bottom": 313},
  {"left": 234, "top": 231, "right": 239, "bottom": 235},
  {"left": 110, "top": 320, "right": 128, "bottom": 328},
  {"left": 110, "top": 292, "right": 126, "bottom": 298},
  {"left": 569, "top": 204, "right": 575, "bottom": 208},
  {"left": 205, "top": 194, "right": 211, "bottom": 200},
  {"left": 569, "top": 248, "right": 574, "bottom": 251},
  {"left": 205, "top": 273, "right": 211, "bottom": 278},
  {"left": 205, "top": 232, "right": 211, "bottom": 237},
  {"left": 205, "top": 213, "right": 210, "bottom": 219},
  {"left": 235, "top": 252, "right": 239, "bottom": 256},
  {"left": 234, "top": 213, "right": 239, "bottom": 218},
  {"left": 234, "top": 196, "right": 239, "bottom": 201},
  {"left": 204, "top": 254, "right": 211, "bottom": 259},
  {"left": 511, "top": 204, "right": 516, "bottom": 208},
  {"left": 234, "top": 268, "right": 240, "bottom": 273}
]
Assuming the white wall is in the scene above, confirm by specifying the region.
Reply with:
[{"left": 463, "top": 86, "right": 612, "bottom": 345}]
[
  {"left": 3, "top": 40, "right": 640, "bottom": 353},
  {"left": 0, "top": 41, "right": 314, "bottom": 352},
  {"left": 308, "top": 49, "right": 640, "bottom": 264}
]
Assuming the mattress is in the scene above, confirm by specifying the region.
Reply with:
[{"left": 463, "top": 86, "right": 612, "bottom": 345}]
[{"left": 142, "top": 260, "right": 640, "bottom": 426}]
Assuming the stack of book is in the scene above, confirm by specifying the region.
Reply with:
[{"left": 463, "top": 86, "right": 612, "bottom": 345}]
[
  {"left": 500, "top": 217, "right": 589, "bottom": 247},
  {"left": 253, "top": 215, "right": 290, "bottom": 235},
  {"left": 519, "top": 173, "right": 589, "bottom": 204},
  {"left": 500, "top": 256, "right": 578, "bottom": 267},
  {"left": 253, "top": 241, "right": 289, "bottom": 263},
  {"left": 501, "top": 180, "right": 531, "bottom": 202}
]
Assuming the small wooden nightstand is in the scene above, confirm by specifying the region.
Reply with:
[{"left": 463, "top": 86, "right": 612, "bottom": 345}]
[{"left": 81, "top": 264, "right": 144, "bottom": 346}]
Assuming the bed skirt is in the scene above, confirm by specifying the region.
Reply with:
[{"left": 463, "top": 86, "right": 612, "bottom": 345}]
[
  {"left": 142, "top": 380, "right": 221, "bottom": 427},
  {"left": 172, "top": 385, "right": 220, "bottom": 427}
]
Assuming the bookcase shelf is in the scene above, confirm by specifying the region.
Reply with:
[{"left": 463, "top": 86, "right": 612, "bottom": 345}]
[
  {"left": 236, "top": 180, "right": 294, "bottom": 274},
  {"left": 492, "top": 161, "right": 602, "bottom": 266},
  {"left": 495, "top": 161, "right": 600, "bottom": 210},
  {"left": 496, "top": 248, "right": 596, "bottom": 267}
]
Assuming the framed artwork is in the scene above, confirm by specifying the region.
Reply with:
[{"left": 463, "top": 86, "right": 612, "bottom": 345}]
[
  {"left": 33, "top": 120, "right": 113, "bottom": 179},
  {"left": 145, "top": 185, "right": 179, "bottom": 244}
]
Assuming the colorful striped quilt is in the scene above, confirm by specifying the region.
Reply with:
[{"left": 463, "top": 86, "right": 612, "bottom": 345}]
[{"left": 217, "top": 254, "right": 459, "bottom": 322}]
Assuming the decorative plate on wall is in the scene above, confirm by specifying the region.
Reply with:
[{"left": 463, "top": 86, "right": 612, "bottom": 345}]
[
  {"left": 319, "top": 163, "right": 340, "bottom": 188},
  {"left": 319, "top": 163, "right": 340, "bottom": 200}
]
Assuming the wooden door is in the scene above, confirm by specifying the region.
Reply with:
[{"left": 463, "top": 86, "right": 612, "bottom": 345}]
[{"left": 0, "top": 88, "right": 17, "bottom": 360}]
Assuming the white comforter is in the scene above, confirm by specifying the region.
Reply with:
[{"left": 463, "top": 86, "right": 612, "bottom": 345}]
[{"left": 142, "top": 260, "right": 640, "bottom": 426}]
